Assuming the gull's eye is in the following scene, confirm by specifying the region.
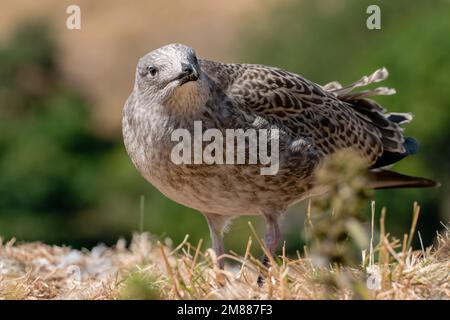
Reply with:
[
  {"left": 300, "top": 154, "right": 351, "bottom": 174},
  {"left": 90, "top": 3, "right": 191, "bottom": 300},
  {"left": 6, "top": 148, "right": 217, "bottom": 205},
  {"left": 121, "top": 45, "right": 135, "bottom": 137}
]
[{"left": 147, "top": 65, "right": 158, "bottom": 76}]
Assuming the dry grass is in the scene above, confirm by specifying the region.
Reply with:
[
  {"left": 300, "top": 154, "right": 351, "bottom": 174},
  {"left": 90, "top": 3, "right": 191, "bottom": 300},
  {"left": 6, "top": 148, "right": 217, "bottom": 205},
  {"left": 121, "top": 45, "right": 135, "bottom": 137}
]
[
  {"left": 0, "top": 222, "right": 448, "bottom": 300},
  {"left": 1, "top": 152, "right": 448, "bottom": 300}
]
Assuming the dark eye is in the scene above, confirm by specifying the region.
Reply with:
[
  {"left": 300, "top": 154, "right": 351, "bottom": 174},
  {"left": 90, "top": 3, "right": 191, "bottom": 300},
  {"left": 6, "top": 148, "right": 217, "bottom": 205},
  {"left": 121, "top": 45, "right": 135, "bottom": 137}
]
[{"left": 147, "top": 65, "right": 158, "bottom": 76}]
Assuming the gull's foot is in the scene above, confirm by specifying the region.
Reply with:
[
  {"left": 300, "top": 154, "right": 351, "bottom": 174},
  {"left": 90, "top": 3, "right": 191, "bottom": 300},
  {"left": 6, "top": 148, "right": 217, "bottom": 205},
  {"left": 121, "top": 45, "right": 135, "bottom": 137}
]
[{"left": 257, "top": 255, "right": 270, "bottom": 287}]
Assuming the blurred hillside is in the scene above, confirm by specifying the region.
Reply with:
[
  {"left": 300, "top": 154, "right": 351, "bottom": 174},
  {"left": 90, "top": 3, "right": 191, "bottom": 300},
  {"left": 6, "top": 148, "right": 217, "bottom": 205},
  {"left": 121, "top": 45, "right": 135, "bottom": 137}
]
[
  {"left": 0, "top": 0, "right": 448, "bottom": 253},
  {"left": 0, "top": 0, "right": 262, "bottom": 136}
]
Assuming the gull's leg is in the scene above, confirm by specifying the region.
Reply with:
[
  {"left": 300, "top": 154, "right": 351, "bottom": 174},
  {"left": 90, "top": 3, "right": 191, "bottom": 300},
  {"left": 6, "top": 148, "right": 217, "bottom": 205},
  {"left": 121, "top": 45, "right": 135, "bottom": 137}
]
[
  {"left": 262, "top": 214, "right": 281, "bottom": 265},
  {"left": 203, "top": 212, "right": 231, "bottom": 269},
  {"left": 258, "top": 213, "right": 281, "bottom": 286}
]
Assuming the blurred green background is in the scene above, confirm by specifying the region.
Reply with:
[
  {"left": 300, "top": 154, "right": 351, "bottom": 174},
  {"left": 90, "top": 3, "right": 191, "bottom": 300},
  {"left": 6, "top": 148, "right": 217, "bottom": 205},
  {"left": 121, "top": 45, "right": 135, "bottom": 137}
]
[{"left": 0, "top": 0, "right": 448, "bottom": 254}]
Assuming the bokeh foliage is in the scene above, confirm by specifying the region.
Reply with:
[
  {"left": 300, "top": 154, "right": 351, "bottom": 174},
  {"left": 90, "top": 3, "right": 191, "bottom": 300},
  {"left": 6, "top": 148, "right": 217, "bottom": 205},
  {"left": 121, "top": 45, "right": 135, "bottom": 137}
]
[{"left": 0, "top": 24, "right": 113, "bottom": 243}]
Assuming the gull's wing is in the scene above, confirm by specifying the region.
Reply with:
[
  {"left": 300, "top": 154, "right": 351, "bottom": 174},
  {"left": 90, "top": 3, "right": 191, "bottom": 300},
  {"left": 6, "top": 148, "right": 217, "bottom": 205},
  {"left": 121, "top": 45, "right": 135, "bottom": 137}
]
[{"left": 200, "top": 59, "right": 409, "bottom": 167}]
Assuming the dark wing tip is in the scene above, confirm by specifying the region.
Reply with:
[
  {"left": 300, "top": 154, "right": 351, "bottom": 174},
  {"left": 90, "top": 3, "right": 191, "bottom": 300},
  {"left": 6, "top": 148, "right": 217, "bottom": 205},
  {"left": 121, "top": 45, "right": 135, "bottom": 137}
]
[{"left": 404, "top": 136, "right": 419, "bottom": 155}]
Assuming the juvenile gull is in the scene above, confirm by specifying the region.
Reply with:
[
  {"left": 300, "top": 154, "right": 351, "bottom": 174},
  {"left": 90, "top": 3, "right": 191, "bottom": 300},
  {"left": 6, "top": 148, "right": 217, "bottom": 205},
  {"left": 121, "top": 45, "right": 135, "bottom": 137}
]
[{"left": 122, "top": 43, "right": 437, "bottom": 269}]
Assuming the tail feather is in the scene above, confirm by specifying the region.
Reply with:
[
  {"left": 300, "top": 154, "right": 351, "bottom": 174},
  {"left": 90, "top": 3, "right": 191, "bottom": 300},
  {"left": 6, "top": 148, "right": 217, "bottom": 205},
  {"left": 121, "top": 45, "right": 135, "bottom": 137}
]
[
  {"left": 323, "top": 68, "right": 439, "bottom": 190},
  {"left": 324, "top": 67, "right": 420, "bottom": 168},
  {"left": 369, "top": 169, "right": 440, "bottom": 189},
  {"left": 324, "top": 68, "right": 407, "bottom": 155},
  {"left": 387, "top": 112, "right": 413, "bottom": 125}
]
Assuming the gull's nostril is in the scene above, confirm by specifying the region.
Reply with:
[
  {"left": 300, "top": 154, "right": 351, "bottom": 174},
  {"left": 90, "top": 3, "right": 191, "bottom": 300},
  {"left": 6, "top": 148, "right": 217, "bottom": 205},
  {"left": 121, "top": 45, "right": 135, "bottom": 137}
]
[{"left": 181, "top": 63, "right": 194, "bottom": 74}]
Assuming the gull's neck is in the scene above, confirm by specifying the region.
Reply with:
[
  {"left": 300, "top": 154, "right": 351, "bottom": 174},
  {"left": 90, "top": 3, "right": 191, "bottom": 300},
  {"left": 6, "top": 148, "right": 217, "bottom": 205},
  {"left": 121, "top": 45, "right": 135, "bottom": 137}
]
[{"left": 164, "top": 78, "right": 211, "bottom": 116}]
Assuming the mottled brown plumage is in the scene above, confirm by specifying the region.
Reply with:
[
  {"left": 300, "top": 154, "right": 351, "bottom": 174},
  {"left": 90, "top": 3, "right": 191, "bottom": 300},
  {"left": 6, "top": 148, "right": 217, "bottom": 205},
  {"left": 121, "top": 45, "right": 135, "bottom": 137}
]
[{"left": 122, "top": 44, "right": 437, "bottom": 271}]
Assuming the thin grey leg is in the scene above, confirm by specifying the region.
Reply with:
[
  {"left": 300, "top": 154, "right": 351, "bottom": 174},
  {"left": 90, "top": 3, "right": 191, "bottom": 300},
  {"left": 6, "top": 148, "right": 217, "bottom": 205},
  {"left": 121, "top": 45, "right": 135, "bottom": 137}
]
[
  {"left": 263, "top": 214, "right": 281, "bottom": 258},
  {"left": 203, "top": 212, "right": 231, "bottom": 269},
  {"left": 258, "top": 214, "right": 281, "bottom": 286}
]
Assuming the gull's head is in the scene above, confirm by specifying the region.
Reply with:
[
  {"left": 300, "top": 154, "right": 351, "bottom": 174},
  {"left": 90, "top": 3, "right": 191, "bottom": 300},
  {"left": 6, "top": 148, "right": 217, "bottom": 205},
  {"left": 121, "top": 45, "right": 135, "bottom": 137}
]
[{"left": 135, "top": 43, "right": 202, "bottom": 107}]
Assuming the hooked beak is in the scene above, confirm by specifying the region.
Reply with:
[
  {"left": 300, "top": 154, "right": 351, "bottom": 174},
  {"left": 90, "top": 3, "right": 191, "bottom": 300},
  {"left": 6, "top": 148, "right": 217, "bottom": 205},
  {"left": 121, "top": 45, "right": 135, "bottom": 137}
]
[{"left": 175, "top": 63, "right": 199, "bottom": 85}]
